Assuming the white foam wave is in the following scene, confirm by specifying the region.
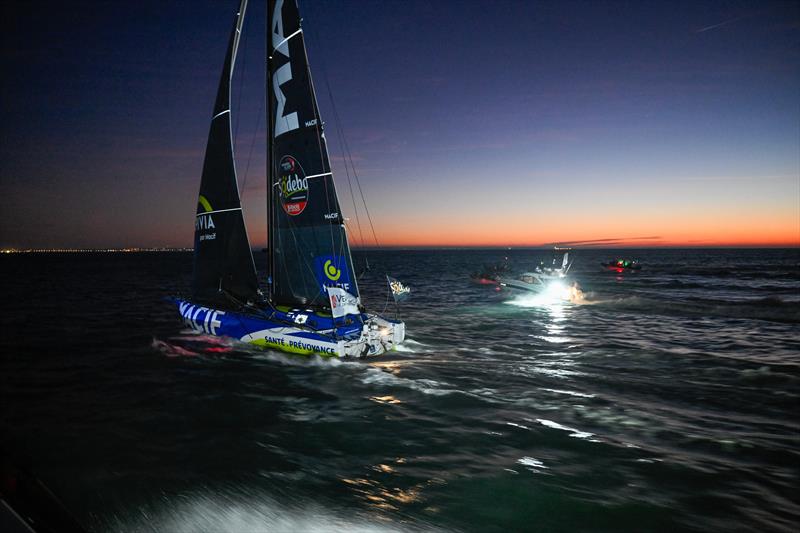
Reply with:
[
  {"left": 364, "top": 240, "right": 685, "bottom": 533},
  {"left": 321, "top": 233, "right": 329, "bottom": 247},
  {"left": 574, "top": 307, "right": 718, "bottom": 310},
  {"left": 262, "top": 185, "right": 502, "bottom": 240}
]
[
  {"left": 517, "top": 456, "right": 548, "bottom": 470},
  {"left": 534, "top": 335, "right": 573, "bottom": 343},
  {"left": 535, "top": 418, "right": 594, "bottom": 439},
  {"left": 393, "top": 343, "right": 419, "bottom": 353},
  {"left": 152, "top": 338, "right": 199, "bottom": 357},
  {"left": 250, "top": 351, "right": 351, "bottom": 368},
  {"left": 523, "top": 366, "right": 585, "bottom": 378},
  {"left": 360, "top": 368, "right": 456, "bottom": 396},
  {"left": 542, "top": 388, "right": 595, "bottom": 398},
  {"left": 393, "top": 338, "right": 434, "bottom": 354},
  {"left": 111, "top": 492, "right": 413, "bottom": 533},
  {"left": 403, "top": 339, "right": 430, "bottom": 347}
]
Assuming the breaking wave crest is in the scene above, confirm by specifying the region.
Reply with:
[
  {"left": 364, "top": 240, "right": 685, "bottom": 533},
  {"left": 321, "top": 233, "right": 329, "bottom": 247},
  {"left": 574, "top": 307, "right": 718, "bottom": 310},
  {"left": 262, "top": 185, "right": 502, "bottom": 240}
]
[
  {"left": 107, "top": 489, "right": 425, "bottom": 533},
  {"left": 360, "top": 367, "right": 457, "bottom": 396}
]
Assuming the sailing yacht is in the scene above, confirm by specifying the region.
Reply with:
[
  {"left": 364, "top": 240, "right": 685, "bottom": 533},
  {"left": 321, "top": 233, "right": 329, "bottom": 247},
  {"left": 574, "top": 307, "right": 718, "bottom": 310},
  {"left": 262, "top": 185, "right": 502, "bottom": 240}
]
[{"left": 173, "top": 0, "right": 405, "bottom": 357}]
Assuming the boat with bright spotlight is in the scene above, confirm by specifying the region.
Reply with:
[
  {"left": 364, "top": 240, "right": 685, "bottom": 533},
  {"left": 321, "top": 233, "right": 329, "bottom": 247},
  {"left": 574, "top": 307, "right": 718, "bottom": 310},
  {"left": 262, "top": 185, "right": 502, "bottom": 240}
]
[
  {"left": 498, "top": 248, "right": 573, "bottom": 293},
  {"left": 171, "top": 0, "right": 405, "bottom": 357}
]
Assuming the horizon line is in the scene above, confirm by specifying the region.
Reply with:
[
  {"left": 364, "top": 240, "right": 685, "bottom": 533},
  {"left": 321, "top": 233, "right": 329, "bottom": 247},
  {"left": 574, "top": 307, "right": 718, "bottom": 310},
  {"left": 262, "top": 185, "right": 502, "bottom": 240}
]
[{"left": 3, "top": 244, "right": 799, "bottom": 253}]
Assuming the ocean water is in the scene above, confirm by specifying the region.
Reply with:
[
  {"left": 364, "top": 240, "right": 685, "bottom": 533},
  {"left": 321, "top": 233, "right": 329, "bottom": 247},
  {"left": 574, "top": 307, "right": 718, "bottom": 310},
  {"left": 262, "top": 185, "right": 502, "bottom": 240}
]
[{"left": 1, "top": 248, "right": 798, "bottom": 532}]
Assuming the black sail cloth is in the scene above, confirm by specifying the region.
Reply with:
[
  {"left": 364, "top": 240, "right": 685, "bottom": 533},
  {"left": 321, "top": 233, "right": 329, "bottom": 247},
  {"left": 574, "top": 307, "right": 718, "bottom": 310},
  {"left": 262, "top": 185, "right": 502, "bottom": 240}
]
[
  {"left": 267, "top": 0, "right": 359, "bottom": 308},
  {"left": 192, "top": 1, "right": 259, "bottom": 305}
]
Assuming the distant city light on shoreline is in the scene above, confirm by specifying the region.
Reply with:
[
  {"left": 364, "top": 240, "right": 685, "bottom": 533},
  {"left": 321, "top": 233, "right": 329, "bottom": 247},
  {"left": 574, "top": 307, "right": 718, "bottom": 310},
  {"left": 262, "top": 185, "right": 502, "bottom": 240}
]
[{"left": 0, "top": 248, "right": 193, "bottom": 254}]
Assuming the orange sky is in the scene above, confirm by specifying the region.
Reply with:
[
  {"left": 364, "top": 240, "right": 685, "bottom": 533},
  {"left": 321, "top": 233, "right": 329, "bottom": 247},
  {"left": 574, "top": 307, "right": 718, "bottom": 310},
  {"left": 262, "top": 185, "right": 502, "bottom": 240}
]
[
  {"left": 232, "top": 212, "right": 800, "bottom": 249},
  {"left": 338, "top": 181, "right": 800, "bottom": 248}
]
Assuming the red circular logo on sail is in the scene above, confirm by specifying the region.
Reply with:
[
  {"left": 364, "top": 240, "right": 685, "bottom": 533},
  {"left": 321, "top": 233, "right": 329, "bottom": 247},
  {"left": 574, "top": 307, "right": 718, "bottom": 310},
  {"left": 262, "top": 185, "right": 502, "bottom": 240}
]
[{"left": 279, "top": 155, "right": 309, "bottom": 216}]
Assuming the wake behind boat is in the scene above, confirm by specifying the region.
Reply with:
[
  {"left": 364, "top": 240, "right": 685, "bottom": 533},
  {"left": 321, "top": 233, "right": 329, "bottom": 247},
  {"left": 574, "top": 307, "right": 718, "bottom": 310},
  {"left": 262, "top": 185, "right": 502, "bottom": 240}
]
[{"left": 172, "top": 0, "right": 405, "bottom": 357}]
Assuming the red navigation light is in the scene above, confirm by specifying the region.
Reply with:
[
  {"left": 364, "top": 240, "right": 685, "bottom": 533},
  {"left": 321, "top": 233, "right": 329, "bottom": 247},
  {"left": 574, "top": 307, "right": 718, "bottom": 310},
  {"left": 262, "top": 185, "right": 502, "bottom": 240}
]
[{"left": 206, "top": 347, "right": 232, "bottom": 353}]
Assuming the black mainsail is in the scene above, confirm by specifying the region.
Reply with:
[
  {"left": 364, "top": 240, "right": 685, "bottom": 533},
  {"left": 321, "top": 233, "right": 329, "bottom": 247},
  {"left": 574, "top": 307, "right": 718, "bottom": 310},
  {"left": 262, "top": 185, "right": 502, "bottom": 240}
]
[
  {"left": 193, "top": 0, "right": 259, "bottom": 305},
  {"left": 267, "top": 0, "right": 359, "bottom": 308}
]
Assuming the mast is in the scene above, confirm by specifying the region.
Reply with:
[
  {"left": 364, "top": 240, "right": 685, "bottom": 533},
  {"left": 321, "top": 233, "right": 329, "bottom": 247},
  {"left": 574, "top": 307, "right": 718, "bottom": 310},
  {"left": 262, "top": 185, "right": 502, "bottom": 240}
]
[
  {"left": 192, "top": 0, "right": 258, "bottom": 305},
  {"left": 266, "top": 0, "right": 274, "bottom": 301}
]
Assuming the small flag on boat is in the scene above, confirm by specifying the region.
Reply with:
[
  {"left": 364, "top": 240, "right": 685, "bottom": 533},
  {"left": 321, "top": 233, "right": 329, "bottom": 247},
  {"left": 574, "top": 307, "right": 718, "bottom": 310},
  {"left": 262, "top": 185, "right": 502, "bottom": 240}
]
[
  {"left": 326, "top": 287, "right": 360, "bottom": 318},
  {"left": 387, "top": 276, "right": 411, "bottom": 302}
]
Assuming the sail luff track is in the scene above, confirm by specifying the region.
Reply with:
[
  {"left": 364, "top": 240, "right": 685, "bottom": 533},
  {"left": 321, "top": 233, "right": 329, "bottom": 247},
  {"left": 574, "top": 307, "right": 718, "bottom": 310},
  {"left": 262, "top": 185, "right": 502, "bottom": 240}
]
[{"left": 231, "top": 0, "right": 247, "bottom": 72}]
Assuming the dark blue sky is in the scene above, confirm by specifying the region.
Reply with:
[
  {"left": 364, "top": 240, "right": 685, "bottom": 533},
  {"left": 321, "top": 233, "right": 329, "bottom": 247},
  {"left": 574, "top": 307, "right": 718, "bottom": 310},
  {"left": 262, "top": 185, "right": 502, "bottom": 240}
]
[{"left": 2, "top": 0, "right": 798, "bottom": 248}]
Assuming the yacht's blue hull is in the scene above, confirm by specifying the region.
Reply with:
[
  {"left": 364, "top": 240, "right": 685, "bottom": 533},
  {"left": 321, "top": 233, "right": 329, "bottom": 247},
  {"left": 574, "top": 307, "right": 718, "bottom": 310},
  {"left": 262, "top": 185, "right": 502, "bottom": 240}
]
[{"left": 172, "top": 298, "right": 404, "bottom": 357}]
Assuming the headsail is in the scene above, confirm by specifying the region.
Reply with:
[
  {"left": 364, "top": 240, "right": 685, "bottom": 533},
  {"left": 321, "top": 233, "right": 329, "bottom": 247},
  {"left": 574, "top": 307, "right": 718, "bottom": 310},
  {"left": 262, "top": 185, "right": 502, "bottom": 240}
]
[
  {"left": 193, "top": 0, "right": 259, "bottom": 305},
  {"left": 267, "top": 0, "right": 359, "bottom": 309}
]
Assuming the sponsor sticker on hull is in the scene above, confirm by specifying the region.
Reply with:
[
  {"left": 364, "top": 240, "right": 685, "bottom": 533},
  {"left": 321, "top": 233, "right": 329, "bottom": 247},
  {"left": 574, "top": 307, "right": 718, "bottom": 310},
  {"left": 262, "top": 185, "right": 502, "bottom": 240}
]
[
  {"left": 242, "top": 328, "right": 342, "bottom": 356},
  {"left": 178, "top": 301, "right": 225, "bottom": 335}
]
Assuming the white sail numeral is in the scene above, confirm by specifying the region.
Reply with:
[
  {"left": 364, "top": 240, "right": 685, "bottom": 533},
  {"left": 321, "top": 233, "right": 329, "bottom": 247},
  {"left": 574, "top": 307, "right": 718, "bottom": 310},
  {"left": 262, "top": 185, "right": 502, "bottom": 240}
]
[
  {"left": 272, "top": 0, "right": 299, "bottom": 137},
  {"left": 272, "top": 0, "right": 288, "bottom": 57},
  {"left": 273, "top": 64, "right": 298, "bottom": 136}
]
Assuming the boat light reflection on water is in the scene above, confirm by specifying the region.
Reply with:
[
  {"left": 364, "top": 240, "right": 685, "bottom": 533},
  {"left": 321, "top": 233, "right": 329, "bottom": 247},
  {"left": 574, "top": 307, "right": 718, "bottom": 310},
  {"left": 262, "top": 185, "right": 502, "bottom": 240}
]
[
  {"left": 369, "top": 360, "right": 406, "bottom": 375},
  {"left": 341, "top": 459, "right": 447, "bottom": 514},
  {"left": 505, "top": 280, "right": 582, "bottom": 343},
  {"left": 369, "top": 395, "right": 402, "bottom": 405},
  {"left": 507, "top": 280, "right": 573, "bottom": 308}
]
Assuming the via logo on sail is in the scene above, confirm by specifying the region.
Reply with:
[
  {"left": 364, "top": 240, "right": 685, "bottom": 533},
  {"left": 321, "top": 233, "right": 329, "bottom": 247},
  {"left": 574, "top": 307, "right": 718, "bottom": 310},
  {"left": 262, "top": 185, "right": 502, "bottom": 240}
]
[
  {"left": 195, "top": 194, "right": 216, "bottom": 241},
  {"left": 195, "top": 215, "right": 216, "bottom": 230},
  {"left": 279, "top": 155, "right": 308, "bottom": 216}
]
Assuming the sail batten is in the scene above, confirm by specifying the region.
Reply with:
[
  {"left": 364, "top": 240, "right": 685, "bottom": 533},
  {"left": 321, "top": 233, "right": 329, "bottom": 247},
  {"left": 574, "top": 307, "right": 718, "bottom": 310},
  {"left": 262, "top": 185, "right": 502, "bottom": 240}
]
[
  {"left": 192, "top": 0, "right": 259, "bottom": 305},
  {"left": 195, "top": 207, "right": 242, "bottom": 217}
]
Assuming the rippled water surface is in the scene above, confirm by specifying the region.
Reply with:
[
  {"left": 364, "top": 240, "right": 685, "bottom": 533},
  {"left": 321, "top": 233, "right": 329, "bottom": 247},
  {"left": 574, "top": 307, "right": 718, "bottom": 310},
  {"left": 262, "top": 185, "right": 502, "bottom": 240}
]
[{"left": 1, "top": 249, "right": 798, "bottom": 532}]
